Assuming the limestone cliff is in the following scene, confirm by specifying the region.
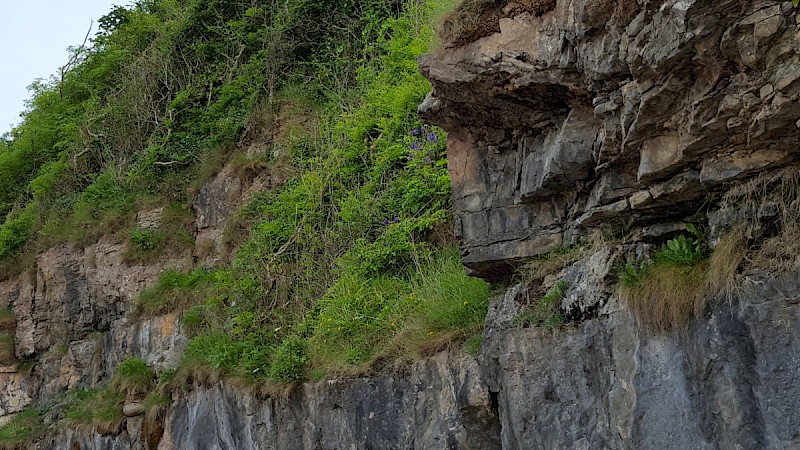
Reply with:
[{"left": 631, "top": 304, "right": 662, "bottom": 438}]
[{"left": 2, "top": 0, "right": 800, "bottom": 449}]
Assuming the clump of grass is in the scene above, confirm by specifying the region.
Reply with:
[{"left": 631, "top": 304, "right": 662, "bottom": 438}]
[
  {"left": 308, "top": 248, "right": 491, "bottom": 375},
  {"left": 514, "top": 280, "right": 568, "bottom": 329},
  {"left": 722, "top": 167, "right": 800, "bottom": 272},
  {"left": 136, "top": 268, "right": 217, "bottom": 317},
  {"left": 0, "top": 409, "right": 47, "bottom": 449},
  {"left": 112, "top": 358, "right": 155, "bottom": 397},
  {"left": 463, "top": 333, "right": 482, "bottom": 357},
  {"left": 124, "top": 202, "right": 195, "bottom": 263},
  {"left": 64, "top": 388, "right": 125, "bottom": 432},
  {"left": 619, "top": 228, "right": 744, "bottom": 331}
]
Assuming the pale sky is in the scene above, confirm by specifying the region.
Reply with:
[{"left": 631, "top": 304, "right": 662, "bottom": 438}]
[{"left": 0, "top": 1, "right": 117, "bottom": 135}]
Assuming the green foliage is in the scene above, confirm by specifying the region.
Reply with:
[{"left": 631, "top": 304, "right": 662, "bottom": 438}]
[
  {"left": 112, "top": 358, "right": 155, "bottom": 395},
  {"left": 269, "top": 337, "right": 308, "bottom": 382},
  {"left": 654, "top": 225, "right": 705, "bottom": 266},
  {"left": 136, "top": 268, "right": 217, "bottom": 316},
  {"left": 463, "top": 333, "right": 482, "bottom": 357},
  {"left": 0, "top": 409, "right": 47, "bottom": 448},
  {"left": 620, "top": 261, "right": 651, "bottom": 288},
  {"left": 515, "top": 281, "right": 568, "bottom": 329},
  {"left": 64, "top": 388, "right": 124, "bottom": 429},
  {"left": 620, "top": 226, "right": 707, "bottom": 288},
  {"left": 129, "top": 229, "right": 163, "bottom": 252},
  {"left": 309, "top": 248, "right": 490, "bottom": 371}
]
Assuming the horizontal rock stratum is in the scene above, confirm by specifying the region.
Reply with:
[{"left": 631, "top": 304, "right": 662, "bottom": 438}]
[{"left": 420, "top": 0, "right": 800, "bottom": 278}]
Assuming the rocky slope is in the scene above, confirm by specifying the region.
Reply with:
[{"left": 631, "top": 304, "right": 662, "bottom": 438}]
[{"left": 2, "top": 0, "right": 800, "bottom": 448}]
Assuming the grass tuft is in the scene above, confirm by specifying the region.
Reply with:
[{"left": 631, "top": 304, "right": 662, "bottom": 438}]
[
  {"left": 619, "top": 228, "right": 744, "bottom": 331},
  {"left": 514, "top": 280, "right": 568, "bottom": 329},
  {"left": 0, "top": 409, "right": 47, "bottom": 449}
]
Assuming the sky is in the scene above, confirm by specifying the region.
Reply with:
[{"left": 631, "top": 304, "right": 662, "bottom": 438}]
[{"left": 0, "top": 0, "right": 116, "bottom": 135}]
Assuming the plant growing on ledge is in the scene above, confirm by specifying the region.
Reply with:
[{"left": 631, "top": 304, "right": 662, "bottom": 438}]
[
  {"left": 514, "top": 280, "right": 568, "bottom": 329},
  {"left": 618, "top": 225, "right": 744, "bottom": 331}
]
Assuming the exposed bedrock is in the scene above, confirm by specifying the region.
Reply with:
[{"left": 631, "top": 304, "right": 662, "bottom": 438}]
[{"left": 420, "top": 0, "right": 800, "bottom": 277}]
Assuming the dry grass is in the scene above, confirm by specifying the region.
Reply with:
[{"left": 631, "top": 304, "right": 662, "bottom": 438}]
[
  {"left": 722, "top": 166, "right": 800, "bottom": 272},
  {"left": 619, "top": 229, "right": 745, "bottom": 332}
]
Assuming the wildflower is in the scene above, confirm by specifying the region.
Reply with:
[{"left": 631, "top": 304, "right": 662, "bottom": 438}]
[
  {"left": 424, "top": 157, "right": 432, "bottom": 163},
  {"left": 411, "top": 128, "right": 419, "bottom": 136},
  {"left": 408, "top": 153, "right": 414, "bottom": 160},
  {"left": 410, "top": 142, "right": 420, "bottom": 150},
  {"left": 428, "top": 132, "right": 436, "bottom": 142},
  {"left": 393, "top": 217, "right": 399, "bottom": 223},
  {"left": 382, "top": 219, "right": 389, "bottom": 225}
]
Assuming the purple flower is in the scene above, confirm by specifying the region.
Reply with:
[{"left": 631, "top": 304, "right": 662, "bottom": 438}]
[
  {"left": 420, "top": 127, "right": 426, "bottom": 135},
  {"left": 410, "top": 142, "right": 420, "bottom": 150},
  {"left": 408, "top": 153, "right": 414, "bottom": 160},
  {"left": 428, "top": 133, "right": 436, "bottom": 142},
  {"left": 393, "top": 217, "right": 400, "bottom": 223},
  {"left": 424, "top": 157, "right": 432, "bottom": 163},
  {"left": 382, "top": 219, "right": 389, "bottom": 225},
  {"left": 411, "top": 129, "right": 419, "bottom": 136}
]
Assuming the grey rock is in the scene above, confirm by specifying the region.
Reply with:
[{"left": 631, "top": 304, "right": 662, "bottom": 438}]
[{"left": 123, "top": 403, "right": 145, "bottom": 417}]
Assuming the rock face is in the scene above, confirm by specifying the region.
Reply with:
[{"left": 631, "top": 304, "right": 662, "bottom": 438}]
[
  {"left": 482, "top": 272, "right": 800, "bottom": 449},
  {"left": 0, "top": 238, "right": 190, "bottom": 412},
  {"left": 420, "top": 0, "right": 800, "bottom": 277},
  {"left": 4, "top": 1, "right": 800, "bottom": 449}
]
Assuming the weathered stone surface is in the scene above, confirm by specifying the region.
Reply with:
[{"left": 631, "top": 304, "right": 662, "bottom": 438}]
[
  {"left": 123, "top": 403, "right": 146, "bottom": 418},
  {"left": 164, "top": 352, "right": 499, "bottom": 450},
  {"left": 420, "top": 0, "right": 800, "bottom": 276},
  {"left": 479, "top": 271, "right": 800, "bottom": 449}
]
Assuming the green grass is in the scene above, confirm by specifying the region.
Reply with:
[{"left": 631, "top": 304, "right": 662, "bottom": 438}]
[
  {"left": 0, "top": 409, "right": 47, "bottom": 449},
  {"left": 514, "top": 281, "right": 568, "bottom": 329},
  {"left": 64, "top": 388, "right": 124, "bottom": 431},
  {"left": 112, "top": 358, "right": 155, "bottom": 396},
  {"left": 136, "top": 268, "right": 217, "bottom": 317}
]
